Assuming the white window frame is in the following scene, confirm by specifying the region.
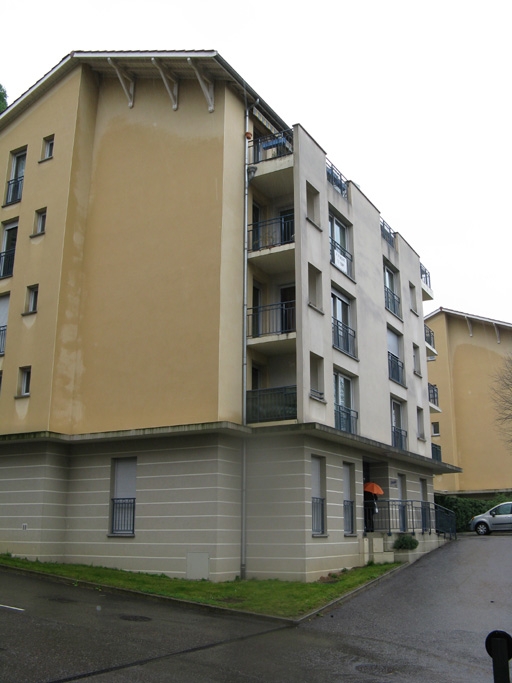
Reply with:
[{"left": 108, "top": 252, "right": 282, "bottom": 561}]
[
  {"left": 25, "top": 285, "right": 38, "bottom": 314},
  {"left": 19, "top": 366, "right": 31, "bottom": 396},
  {"left": 42, "top": 135, "right": 54, "bottom": 160}
]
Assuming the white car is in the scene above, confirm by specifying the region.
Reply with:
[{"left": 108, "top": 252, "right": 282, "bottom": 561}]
[{"left": 469, "top": 502, "right": 512, "bottom": 535}]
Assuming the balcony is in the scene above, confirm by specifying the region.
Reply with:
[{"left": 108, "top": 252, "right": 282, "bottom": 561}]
[
  {"left": 248, "top": 302, "right": 296, "bottom": 339},
  {"left": 250, "top": 129, "right": 293, "bottom": 164},
  {"left": 111, "top": 497, "right": 135, "bottom": 534},
  {"left": 246, "top": 385, "right": 297, "bottom": 423},
  {"left": 424, "top": 324, "right": 436, "bottom": 349},
  {"left": 392, "top": 426, "right": 407, "bottom": 450},
  {"left": 334, "top": 404, "right": 358, "bottom": 434},
  {"left": 332, "top": 319, "right": 356, "bottom": 357},
  {"left": 248, "top": 214, "right": 294, "bottom": 252},
  {"left": 326, "top": 160, "right": 348, "bottom": 199},
  {"left": 380, "top": 218, "right": 396, "bottom": 249},
  {"left": 428, "top": 383, "right": 439, "bottom": 406},
  {"left": 0, "top": 326, "right": 6, "bottom": 355},
  {"left": 0, "top": 249, "right": 15, "bottom": 278},
  {"left": 330, "top": 238, "right": 353, "bottom": 278},
  {"left": 432, "top": 443, "right": 442, "bottom": 462},
  {"left": 420, "top": 263, "right": 433, "bottom": 301},
  {"left": 384, "top": 286, "right": 401, "bottom": 317},
  {"left": 5, "top": 177, "right": 23, "bottom": 205},
  {"left": 388, "top": 353, "right": 405, "bottom": 385}
]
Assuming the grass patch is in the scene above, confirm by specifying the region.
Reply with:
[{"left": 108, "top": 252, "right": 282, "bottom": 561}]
[{"left": 0, "top": 554, "right": 400, "bottom": 619}]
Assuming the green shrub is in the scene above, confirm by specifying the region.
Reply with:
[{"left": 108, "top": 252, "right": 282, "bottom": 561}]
[{"left": 393, "top": 534, "right": 419, "bottom": 550}]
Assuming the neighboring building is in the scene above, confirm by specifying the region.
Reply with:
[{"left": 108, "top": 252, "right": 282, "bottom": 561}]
[
  {"left": 0, "top": 51, "right": 457, "bottom": 582},
  {"left": 425, "top": 308, "right": 512, "bottom": 498}
]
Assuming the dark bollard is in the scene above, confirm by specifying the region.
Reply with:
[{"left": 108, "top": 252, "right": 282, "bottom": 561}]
[{"left": 485, "top": 631, "right": 512, "bottom": 683}]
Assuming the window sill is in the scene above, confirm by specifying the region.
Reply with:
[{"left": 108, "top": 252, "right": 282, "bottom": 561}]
[
  {"left": 30, "top": 231, "right": 46, "bottom": 239},
  {"left": 38, "top": 156, "right": 53, "bottom": 164},
  {"left": 344, "top": 533, "right": 357, "bottom": 538},
  {"left": 22, "top": 311, "right": 37, "bottom": 317},
  {"left": 410, "top": 307, "right": 419, "bottom": 317},
  {"left": 308, "top": 302, "right": 324, "bottom": 314},
  {"left": 14, "top": 394, "right": 30, "bottom": 399},
  {"left": 107, "top": 533, "right": 135, "bottom": 538},
  {"left": 306, "top": 216, "right": 322, "bottom": 231},
  {"left": 309, "top": 393, "right": 326, "bottom": 404},
  {"left": 1, "top": 200, "right": 21, "bottom": 209},
  {"left": 312, "top": 533, "right": 328, "bottom": 538},
  {"left": 413, "top": 370, "right": 422, "bottom": 378}
]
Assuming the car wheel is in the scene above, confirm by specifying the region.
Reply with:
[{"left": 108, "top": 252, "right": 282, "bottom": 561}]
[{"left": 475, "top": 522, "right": 489, "bottom": 535}]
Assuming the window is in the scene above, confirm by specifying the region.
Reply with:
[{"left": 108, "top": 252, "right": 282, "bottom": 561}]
[
  {"left": 409, "top": 282, "right": 418, "bottom": 313},
  {"left": 387, "top": 329, "right": 405, "bottom": 385},
  {"left": 384, "top": 265, "right": 401, "bottom": 317},
  {"left": 311, "top": 455, "right": 326, "bottom": 535},
  {"left": 308, "top": 264, "right": 322, "bottom": 310},
  {"left": 1, "top": 221, "right": 17, "bottom": 278},
  {"left": 332, "top": 290, "right": 356, "bottom": 356},
  {"left": 25, "top": 285, "right": 39, "bottom": 314},
  {"left": 343, "top": 462, "right": 355, "bottom": 534},
  {"left": 42, "top": 135, "right": 54, "bottom": 160},
  {"left": 18, "top": 366, "right": 31, "bottom": 396},
  {"left": 5, "top": 149, "right": 26, "bottom": 204},
  {"left": 391, "top": 399, "right": 407, "bottom": 449},
  {"left": 310, "top": 353, "right": 324, "bottom": 400},
  {"left": 417, "top": 407, "right": 425, "bottom": 439},
  {"left": 111, "top": 457, "right": 137, "bottom": 535},
  {"left": 306, "top": 182, "right": 320, "bottom": 225},
  {"left": 329, "top": 213, "right": 353, "bottom": 277},
  {"left": 34, "top": 208, "right": 47, "bottom": 235},
  {"left": 412, "top": 343, "right": 421, "bottom": 375},
  {"left": 334, "top": 371, "right": 357, "bottom": 434},
  {"left": 432, "top": 421, "right": 440, "bottom": 437},
  {"left": 0, "top": 294, "right": 9, "bottom": 355}
]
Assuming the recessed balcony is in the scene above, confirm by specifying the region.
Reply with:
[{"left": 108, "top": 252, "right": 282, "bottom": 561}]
[{"left": 246, "top": 385, "right": 297, "bottom": 423}]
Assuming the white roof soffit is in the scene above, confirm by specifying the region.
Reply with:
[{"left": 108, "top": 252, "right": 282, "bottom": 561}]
[{"left": 0, "top": 50, "right": 289, "bottom": 130}]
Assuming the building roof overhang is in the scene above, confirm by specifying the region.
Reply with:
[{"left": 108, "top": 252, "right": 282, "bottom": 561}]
[
  {"left": 0, "top": 50, "right": 289, "bottom": 133},
  {"left": 0, "top": 421, "right": 460, "bottom": 474}
]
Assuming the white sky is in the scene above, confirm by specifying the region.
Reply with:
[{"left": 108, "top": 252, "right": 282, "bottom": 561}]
[{"left": 2, "top": 0, "right": 511, "bottom": 322}]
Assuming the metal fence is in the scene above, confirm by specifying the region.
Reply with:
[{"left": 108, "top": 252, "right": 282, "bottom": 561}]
[
  {"left": 111, "top": 498, "right": 136, "bottom": 534},
  {"left": 248, "top": 214, "right": 294, "bottom": 251},
  {"left": 329, "top": 238, "right": 353, "bottom": 277},
  {"left": 364, "top": 499, "right": 456, "bottom": 538},
  {"left": 0, "top": 326, "right": 6, "bottom": 355},
  {"left": 247, "top": 302, "right": 296, "bottom": 337},
  {"left": 250, "top": 129, "right": 293, "bottom": 163},
  {"left": 246, "top": 385, "right": 297, "bottom": 423},
  {"left": 312, "top": 496, "right": 325, "bottom": 534},
  {"left": 335, "top": 404, "right": 358, "bottom": 434},
  {"left": 326, "top": 160, "right": 348, "bottom": 199},
  {"left": 0, "top": 249, "right": 15, "bottom": 278},
  {"left": 344, "top": 499, "right": 354, "bottom": 534},
  {"left": 332, "top": 319, "right": 356, "bottom": 356}
]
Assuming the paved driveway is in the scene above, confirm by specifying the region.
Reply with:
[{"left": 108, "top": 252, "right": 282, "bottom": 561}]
[{"left": 1, "top": 534, "right": 510, "bottom": 682}]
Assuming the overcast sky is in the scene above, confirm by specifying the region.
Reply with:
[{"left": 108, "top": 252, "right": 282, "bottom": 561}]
[{"left": 2, "top": 0, "right": 510, "bottom": 322}]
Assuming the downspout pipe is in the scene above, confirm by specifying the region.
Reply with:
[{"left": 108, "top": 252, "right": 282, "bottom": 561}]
[{"left": 240, "top": 97, "right": 258, "bottom": 581}]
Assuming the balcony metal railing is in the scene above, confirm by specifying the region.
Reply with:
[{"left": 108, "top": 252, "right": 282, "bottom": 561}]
[
  {"left": 326, "top": 160, "right": 348, "bottom": 199},
  {"left": 246, "top": 385, "right": 297, "bottom": 423},
  {"left": 111, "top": 497, "right": 136, "bottom": 534},
  {"left": 344, "top": 499, "right": 354, "bottom": 534},
  {"left": 248, "top": 214, "right": 294, "bottom": 252},
  {"left": 248, "top": 302, "right": 296, "bottom": 338},
  {"left": 250, "top": 129, "right": 293, "bottom": 163},
  {"left": 388, "top": 352, "right": 405, "bottom": 385},
  {"left": 0, "top": 326, "right": 6, "bottom": 355},
  {"left": 312, "top": 496, "right": 326, "bottom": 534},
  {"left": 428, "top": 383, "right": 439, "bottom": 406},
  {"left": 420, "top": 263, "right": 431, "bottom": 289},
  {"left": 384, "top": 286, "right": 401, "bottom": 316},
  {"left": 392, "top": 426, "right": 407, "bottom": 450},
  {"left": 329, "top": 238, "right": 353, "bottom": 277},
  {"left": 380, "top": 218, "right": 396, "bottom": 248},
  {"left": 364, "top": 499, "right": 456, "bottom": 538},
  {"left": 432, "top": 443, "right": 442, "bottom": 462},
  {"left": 424, "top": 324, "right": 436, "bottom": 349},
  {"left": 332, "top": 319, "right": 356, "bottom": 357},
  {"left": 335, "top": 404, "right": 358, "bottom": 434},
  {"left": 0, "top": 249, "right": 15, "bottom": 278},
  {"left": 5, "top": 177, "right": 23, "bottom": 205}
]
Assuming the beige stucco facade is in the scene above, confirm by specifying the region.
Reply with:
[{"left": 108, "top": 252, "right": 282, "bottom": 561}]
[
  {"left": 0, "top": 51, "right": 456, "bottom": 581},
  {"left": 426, "top": 308, "right": 512, "bottom": 497}
]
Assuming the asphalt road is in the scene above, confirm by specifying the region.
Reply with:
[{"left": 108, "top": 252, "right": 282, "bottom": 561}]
[{"left": 0, "top": 534, "right": 510, "bottom": 682}]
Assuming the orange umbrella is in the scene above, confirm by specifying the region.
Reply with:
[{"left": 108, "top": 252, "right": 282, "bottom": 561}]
[{"left": 364, "top": 482, "right": 384, "bottom": 495}]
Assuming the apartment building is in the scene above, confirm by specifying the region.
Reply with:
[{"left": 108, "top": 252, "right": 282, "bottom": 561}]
[
  {"left": 0, "top": 51, "right": 457, "bottom": 581},
  {"left": 426, "top": 308, "right": 512, "bottom": 498}
]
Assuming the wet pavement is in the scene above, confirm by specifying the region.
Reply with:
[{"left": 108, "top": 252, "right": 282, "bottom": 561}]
[{"left": 0, "top": 533, "right": 510, "bottom": 682}]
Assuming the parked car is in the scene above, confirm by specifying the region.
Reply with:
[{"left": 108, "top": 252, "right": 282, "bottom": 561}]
[{"left": 469, "top": 502, "right": 512, "bottom": 535}]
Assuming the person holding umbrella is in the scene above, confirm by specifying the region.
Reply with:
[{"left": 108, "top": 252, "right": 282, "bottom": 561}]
[{"left": 364, "top": 482, "right": 384, "bottom": 531}]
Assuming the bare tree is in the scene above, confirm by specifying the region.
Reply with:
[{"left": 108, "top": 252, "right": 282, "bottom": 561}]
[{"left": 492, "top": 354, "right": 512, "bottom": 446}]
